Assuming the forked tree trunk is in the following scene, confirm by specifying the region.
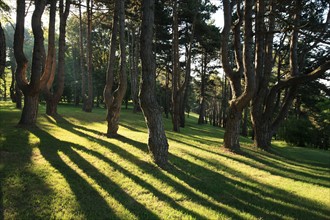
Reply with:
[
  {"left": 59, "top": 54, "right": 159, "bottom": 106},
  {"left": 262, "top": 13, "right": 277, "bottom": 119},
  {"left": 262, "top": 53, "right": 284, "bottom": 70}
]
[
  {"left": 14, "top": 0, "right": 46, "bottom": 126},
  {"left": 106, "top": 0, "right": 127, "bottom": 137},
  {"left": 43, "top": 0, "right": 70, "bottom": 116},
  {"left": 140, "top": 0, "right": 169, "bottom": 168}
]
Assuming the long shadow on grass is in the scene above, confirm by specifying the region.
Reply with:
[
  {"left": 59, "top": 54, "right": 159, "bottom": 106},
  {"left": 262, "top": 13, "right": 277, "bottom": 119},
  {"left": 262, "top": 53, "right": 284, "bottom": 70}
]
[
  {"left": 49, "top": 116, "right": 330, "bottom": 219},
  {"left": 179, "top": 150, "right": 330, "bottom": 219},
  {"left": 29, "top": 127, "right": 160, "bottom": 220},
  {"left": 52, "top": 116, "right": 243, "bottom": 219},
  {"left": 172, "top": 137, "right": 330, "bottom": 188},
  {"left": 0, "top": 111, "right": 55, "bottom": 219}
]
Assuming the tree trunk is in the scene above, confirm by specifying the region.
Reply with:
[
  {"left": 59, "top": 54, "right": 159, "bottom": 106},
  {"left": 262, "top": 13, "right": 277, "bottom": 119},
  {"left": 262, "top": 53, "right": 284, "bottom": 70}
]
[
  {"left": 79, "top": 0, "right": 87, "bottom": 110},
  {"left": 84, "top": 0, "right": 93, "bottom": 112},
  {"left": 0, "top": 22, "right": 5, "bottom": 79},
  {"left": 106, "top": 0, "right": 127, "bottom": 137},
  {"left": 19, "top": 94, "right": 39, "bottom": 125},
  {"left": 171, "top": 0, "right": 180, "bottom": 132},
  {"left": 223, "top": 104, "right": 242, "bottom": 152},
  {"left": 241, "top": 106, "right": 248, "bottom": 137},
  {"left": 44, "top": 0, "right": 70, "bottom": 116},
  {"left": 253, "top": 120, "right": 272, "bottom": 150},
  {"left": 140, "top": 0, "right": 169, "bottom": 168},
  {"left": 131, "top": 27, "right": 140, "bottom": 113},
  {"left": 198, "top": 52, "right": 206, "bottom": 124}
]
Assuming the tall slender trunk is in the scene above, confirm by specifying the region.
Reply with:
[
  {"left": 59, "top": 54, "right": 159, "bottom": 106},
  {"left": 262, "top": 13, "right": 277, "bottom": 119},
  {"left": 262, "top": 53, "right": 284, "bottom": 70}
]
[
  {"left": 0, "top": 22, "right": 5, "bottom": 80},
  {"left": 140, "top": 0, "right": 169, "bottom": 168},
  {"left": 198, "top": 52, "right": 207, "bottom": 124},
  {"left": 171, "top": 0, "right": 180, "bottom": 132},
  {"left": 131, "top": 27, "right": 140, "bottom": 113},
  {"left": 78, "top": 0, "right": 86, "bottom": 109},
  {"left": 84, "top": 0, "right": 93, "bottom": 112}
]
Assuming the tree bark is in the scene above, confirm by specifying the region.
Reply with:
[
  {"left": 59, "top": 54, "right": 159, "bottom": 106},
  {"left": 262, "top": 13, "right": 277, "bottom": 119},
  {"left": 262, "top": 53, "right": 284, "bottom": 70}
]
[
  {"left": 223, "top": 104, "right": 242, "bottom": 152},
  {"left": 140, "top": 0, "right": 169, "bottom": 168},
  {"left": 106, "top": 0, "right": 127, "bottom": 137}
]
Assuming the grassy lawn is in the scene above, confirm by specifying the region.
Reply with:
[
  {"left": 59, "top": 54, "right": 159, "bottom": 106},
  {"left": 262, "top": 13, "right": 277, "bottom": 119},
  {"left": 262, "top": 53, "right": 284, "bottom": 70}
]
[{"left": 1, "top": 101, "right": 330, "bottom": 219}]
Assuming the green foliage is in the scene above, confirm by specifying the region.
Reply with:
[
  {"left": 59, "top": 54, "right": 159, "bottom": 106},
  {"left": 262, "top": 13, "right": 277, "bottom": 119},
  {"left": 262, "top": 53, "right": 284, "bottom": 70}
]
[{"left": 1, "top": 102, "right": 330, "bottom": 219}]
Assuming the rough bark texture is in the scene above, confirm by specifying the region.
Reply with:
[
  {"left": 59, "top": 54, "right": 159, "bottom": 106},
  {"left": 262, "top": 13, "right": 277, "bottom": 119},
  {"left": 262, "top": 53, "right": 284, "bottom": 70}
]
[
  {"left": 140, "top": 0, "right": 169, "bottom": 168},
  {"left": 106, "top": 0, "right": 127, "bottom": 137},
  {"left": 14, "top": 0, "right": 46, "bottom": 126},
  {"left": 223, "top": 104, "right": 242, "bottom": 152},
  {"left": 19, "top": 95, "right": 39, "bottom": 125}
]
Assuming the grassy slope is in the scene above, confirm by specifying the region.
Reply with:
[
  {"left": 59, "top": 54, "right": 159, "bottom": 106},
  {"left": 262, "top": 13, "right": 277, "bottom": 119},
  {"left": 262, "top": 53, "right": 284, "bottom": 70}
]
[{"left": 0, "top": 102, "right": 329, "bottom": 220}]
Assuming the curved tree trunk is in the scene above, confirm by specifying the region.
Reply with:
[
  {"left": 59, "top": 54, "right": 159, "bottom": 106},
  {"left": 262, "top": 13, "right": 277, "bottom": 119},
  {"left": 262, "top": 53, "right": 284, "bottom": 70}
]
[
  {"left": 140, "top": 0, "right": 169, "bottom": 168},
  {"left": 106, "top": 0, "right": 127, "bottom": 137},
  {"left": 14, "top": 0, "right": 46, "bottom": 126}
]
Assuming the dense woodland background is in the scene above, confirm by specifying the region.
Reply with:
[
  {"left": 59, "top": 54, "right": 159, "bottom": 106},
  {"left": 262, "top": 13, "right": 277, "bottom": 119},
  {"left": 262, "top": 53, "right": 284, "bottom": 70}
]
[{"left": 0, "top": 0, "right": 329, "bottom": 165}]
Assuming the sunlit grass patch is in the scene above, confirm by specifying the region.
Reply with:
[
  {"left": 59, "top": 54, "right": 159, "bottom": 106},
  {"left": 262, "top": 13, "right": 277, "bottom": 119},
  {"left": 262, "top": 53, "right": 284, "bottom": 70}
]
[{"left": 1, "top": 101, "right": 330, "bottom": 219}]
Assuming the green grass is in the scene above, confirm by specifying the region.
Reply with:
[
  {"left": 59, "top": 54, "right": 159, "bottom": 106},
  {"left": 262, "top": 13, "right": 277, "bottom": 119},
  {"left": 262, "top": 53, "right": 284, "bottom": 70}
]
[{"left": 1, "top": 101, "right": 330, "bottom": 219}]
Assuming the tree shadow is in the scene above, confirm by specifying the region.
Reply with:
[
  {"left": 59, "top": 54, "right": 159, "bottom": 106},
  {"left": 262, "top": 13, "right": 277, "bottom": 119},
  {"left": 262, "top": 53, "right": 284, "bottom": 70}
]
[
  {"left": 50, "top": 115, "right": 242, "bottom": 219},
  {"left": 170, "top": 135, "right": 330, "bottom": 188},
  {"left": 0, "top": 111, "right": 55, "bottom": 219},
  {"left": 29, "top": 126, "right": 161, "bottom": 220},
  {"left": 43, "top": 114, "right": 330, "bottom": 219},
  {"left": 168, "top": 152, "right": 330, "bottom": 220}
]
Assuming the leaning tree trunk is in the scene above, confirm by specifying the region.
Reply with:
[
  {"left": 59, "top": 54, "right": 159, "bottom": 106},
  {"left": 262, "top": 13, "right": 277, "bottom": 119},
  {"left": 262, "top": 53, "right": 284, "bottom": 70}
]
[
  {"left": 140, "top": 0, "right": 169, "bottom": 168},
  {"left": 106, "top": 0, "right": 127, "bottom": 137}
]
